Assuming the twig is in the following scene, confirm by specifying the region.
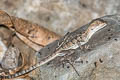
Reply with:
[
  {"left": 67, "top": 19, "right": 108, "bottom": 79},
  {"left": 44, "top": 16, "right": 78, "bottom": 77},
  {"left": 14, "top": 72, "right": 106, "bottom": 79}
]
[{"left": 66, "top": 60, "right": 80, "bottom": 77}]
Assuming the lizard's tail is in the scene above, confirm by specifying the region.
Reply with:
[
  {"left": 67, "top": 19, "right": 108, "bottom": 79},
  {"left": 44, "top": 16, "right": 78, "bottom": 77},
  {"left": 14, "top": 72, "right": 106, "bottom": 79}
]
[
  {"left": 0, "top": 52, "right": 60, "bottom": 79},
  {"left": 0, "top": 65, "right": 37, "bottom": 79}
]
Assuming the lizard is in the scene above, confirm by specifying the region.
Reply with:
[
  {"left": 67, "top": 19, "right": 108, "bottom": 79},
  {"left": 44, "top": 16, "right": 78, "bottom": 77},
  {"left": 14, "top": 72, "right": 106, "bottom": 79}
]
[{"left": 0, "top": 18, "right": 107, "bottom": 79}]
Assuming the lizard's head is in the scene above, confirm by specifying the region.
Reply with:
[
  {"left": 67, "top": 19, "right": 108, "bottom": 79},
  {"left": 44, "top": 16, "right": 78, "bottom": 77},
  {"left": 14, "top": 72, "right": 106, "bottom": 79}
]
[
  {"left": 82, "top": 19, "right": 107, "bottom": 43},
  {"left": 89, "top": 19, "right": 107, "bottom": 31}
]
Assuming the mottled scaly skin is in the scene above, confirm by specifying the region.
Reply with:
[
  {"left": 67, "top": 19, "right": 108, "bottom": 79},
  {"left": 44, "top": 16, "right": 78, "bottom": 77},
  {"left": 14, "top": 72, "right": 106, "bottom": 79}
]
[{"left": 0, "top": 19, "right": 107, "bottom": 79}]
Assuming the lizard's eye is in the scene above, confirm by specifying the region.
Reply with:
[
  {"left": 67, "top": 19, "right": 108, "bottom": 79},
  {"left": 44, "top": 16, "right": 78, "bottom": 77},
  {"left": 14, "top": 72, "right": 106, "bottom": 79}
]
[
  {"left": 91, "top": 28, "right": 94, "bottom": 30},
  {"left": 11, "top": 44, "right": 14, "bottom": 47}
]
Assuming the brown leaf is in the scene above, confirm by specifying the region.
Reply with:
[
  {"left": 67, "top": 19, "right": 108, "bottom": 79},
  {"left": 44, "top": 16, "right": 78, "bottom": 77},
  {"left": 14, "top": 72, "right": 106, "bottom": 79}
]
[
  {"left": 0, "top": 10, "right": 61, "bottom": 50},
  {"left": 10, "top": 16, "right": 61, "bottom": 46}
]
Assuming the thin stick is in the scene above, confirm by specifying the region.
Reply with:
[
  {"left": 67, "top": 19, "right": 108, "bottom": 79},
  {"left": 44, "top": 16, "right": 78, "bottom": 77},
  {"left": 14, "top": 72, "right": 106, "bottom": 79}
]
[{"left": 66, "top": 60, "right": 80, "bottom": 77}]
